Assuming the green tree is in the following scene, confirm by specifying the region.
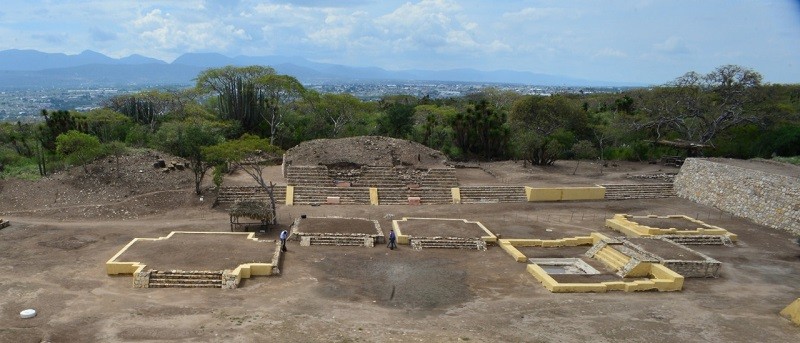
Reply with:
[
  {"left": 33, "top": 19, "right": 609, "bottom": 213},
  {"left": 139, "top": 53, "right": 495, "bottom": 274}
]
[
  {"left": 55, "top": 130, "right": 102, "bottom": 173},
  {"left": 509, "top": 95, "right": 584, "bottom": 165},
  {"left": 154, "top": 122, "right": 224, "bottom": 195},
  {"left": 451, "top": 100, "right": 509, "bottom": 159},
  {"left": 40, "top": 109, "right": 76, "bottom": 151},
  {"left": 105, "top": 89, "right": 187, "bottom": 131},
  {"left": 104, "top": 141, "right": 127, "bottom": 180},
  {"left": 313, "top": 92, "right": 364, "bottom": 138},
  {"left": 73, "top": 108, "right": 132, "bottom": 142},
  {"left": 196, "top": 65, "right": 277, "bottom": 132},
  {"left": 571, "top": 140, "right": 597, "bottom": 175},
  {"left": 253, "top": 74, "right": 306, "bottom": 145},
  {"left": 635, "top": 65, "right": 764, "bottom": 147},
  {"left": 412, "top": 104, "right": 458, "bottom": 152},
  {"left": 204, "top": 134, "right": 284, "bottom": 224},
  {"left": 378, "top": 103, "right": 415, "bottom": 138}
]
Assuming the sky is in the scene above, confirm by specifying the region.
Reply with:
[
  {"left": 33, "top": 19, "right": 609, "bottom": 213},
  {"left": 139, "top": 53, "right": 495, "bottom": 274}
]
[{"left": 0, "top": 0, "right": 798, "bottom": 84}]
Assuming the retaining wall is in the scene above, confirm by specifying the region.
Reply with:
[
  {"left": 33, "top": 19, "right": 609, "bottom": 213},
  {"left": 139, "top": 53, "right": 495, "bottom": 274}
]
[{"left": 674, "top": 158, "right": 800, "bottom": 235}]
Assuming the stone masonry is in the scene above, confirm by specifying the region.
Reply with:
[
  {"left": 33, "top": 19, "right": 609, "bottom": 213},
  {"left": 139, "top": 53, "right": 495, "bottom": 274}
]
[{"left": 674, "top": 158, "right": 800, "bottom": 235}]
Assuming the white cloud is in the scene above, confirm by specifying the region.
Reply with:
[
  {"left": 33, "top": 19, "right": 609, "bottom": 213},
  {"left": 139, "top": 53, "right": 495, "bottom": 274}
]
[
  {"left": 502, "top": 7, "right": 569, "bottom": 21},
  {"left": 131, "top": 9, "right": 251, "bottom": 53},
  {"left": 595, "top": 48, "right": 627, "bottom": 58},
  {"left": 653, "top": 36, "right": 690, "bottom": 54}
]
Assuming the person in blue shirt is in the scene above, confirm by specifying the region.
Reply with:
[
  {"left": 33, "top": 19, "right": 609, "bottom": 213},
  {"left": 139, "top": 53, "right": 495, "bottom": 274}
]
[
  {"left": 280, "top": 229, "right": 289, "bottom": 252},
  {"left": 387, "top": 229, "right": 397, "bottom": 250}
]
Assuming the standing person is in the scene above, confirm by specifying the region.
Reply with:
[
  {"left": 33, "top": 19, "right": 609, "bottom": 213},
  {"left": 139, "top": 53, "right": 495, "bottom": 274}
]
[
  {"left": 280, "top": 229, "right": 288, "bottom": 252},
  {"left": 387, "top": 229, "right": 397, "bottom": 250}
]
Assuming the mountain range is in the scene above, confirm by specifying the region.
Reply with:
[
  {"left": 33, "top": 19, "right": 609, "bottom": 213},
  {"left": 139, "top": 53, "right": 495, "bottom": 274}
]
[{"left": 0, "top": 49, "right": 640, "bottom": 89}]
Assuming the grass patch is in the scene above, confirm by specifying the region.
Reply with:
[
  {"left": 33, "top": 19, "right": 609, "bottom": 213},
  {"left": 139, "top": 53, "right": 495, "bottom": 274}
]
[
  {"left": 772, "top": 156, "right": 800, "bottom": 166},
  {"left": 0, "top": 163, "right": 42, "bottom": 180}
]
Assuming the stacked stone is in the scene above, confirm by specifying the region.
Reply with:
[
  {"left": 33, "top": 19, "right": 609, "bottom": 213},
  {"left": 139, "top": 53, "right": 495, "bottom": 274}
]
[
  {"left": 661, "top": 260, "right": 721, "bottom": 278},
  {"left": 674, "top": 159, "right": 800, "bottom": 235}
]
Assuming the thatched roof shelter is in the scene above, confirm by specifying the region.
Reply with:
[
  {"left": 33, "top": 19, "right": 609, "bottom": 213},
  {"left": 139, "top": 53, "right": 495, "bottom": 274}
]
[{"left": 229, "top": 201, "right": 274, "bottom": 231}]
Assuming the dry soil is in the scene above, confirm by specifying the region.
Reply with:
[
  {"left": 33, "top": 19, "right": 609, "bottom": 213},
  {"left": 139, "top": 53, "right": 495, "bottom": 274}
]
[{"left": 1, "top": 151, "right": 799, "bottom": 342}]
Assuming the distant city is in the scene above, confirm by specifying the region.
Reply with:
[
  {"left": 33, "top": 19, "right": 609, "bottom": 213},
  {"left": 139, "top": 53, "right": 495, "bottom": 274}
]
[{"left": 0, "top": 83, "right": 631, "bottom": 122}]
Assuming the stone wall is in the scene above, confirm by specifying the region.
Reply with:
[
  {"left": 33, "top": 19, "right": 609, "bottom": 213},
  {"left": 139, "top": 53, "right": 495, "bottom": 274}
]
[{"left": 674, "top": 158, "right": 800, "bottom": 235}]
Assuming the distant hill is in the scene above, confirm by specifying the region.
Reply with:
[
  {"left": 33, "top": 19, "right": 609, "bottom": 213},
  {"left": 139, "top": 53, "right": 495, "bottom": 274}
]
[{"left": 0, "top": 49, "right": 642, "bottom": 88}]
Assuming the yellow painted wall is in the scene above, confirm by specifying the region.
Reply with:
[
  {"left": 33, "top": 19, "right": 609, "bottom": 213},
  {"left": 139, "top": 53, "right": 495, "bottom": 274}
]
[
  {"left": 527, "top": 263, "right": 684, "bottom": 293},
  {"left": 649, "top": 264, "right": 684, "bottom": 291},
  {"left": 499, "top": 241, "right": 527, "bottom": 262},
  {"left": 285, "top": 185, "right": 294, "bottom": 206},
  {"left": 606, "top": 214, "right": 738, "bottom": 241},
  {"left": 393, "top": 217, "right": 497, "bottom": 244},
  {"left": 107, "top": 231, "right": 265, "bottom": 275},
  {"left": 526, "top": 186, "right": 606, "bottom": 201},
  {"left": 451, "top": 187, "right": 461, "bottom": 204},
  {"left": 561, "top": 187, "right": 606, "bottom": 200},
  {"left": 526, "top": 187, "right": 562, "bottom": 201},
  {"left": 233, "top": 263, "right": 274, "bottom": 278},
  {"left": 780, "top": 298, "right": 800, "bottom": 326},
  {"left": 369, "top": 187, "right": 379, "bottom": 205}
]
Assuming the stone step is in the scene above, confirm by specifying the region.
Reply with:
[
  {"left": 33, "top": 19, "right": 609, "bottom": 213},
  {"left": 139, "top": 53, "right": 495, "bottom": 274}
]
[
  {"left": 149, "top": 278, "right": 222, "bottom": 285},
  {"left": 148, "top": 283, "right": 222, "bottom": 288},
  {"left": 410, "top": 239, "right": 487, "bottom": 251},
  {"left": 661, "top": 235, "right": 731, "bottom": 245},
  {"left": 303, "top": 236, "right": 372, "bottom": 247},
  {"left": 149, "top": 273, "right": 222, "bottom": 279}
]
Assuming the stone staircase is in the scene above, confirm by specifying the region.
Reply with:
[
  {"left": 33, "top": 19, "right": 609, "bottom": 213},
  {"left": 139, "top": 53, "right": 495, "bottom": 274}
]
[
  {"left": 147, "top": 270, "right": 224, "bottom": 288},
  {"left": 216, "top": 186, "right": 286, "bottom": 205},
  {"left": 601, "top": 183, "right": 676, "bottom": 200},
  {"left": 460, "top": 186, "right": 527, "bottom": 203},
  {"left": 591, "top": 245, "right": 631, "bottom": 271},
  {"left": 660, "top": 235, "right": 734, "bottom": 246},
  {"left": 354, "top": 166, "right": 405, "bottom": 187},
  {"left": 300, "top": 235, "right": 374, "bottom": 247},
  {"left": 292, "top": 186, "right": 371, "bottom": 205},
  {"left": 377, "top": 187, "right": 453, "bottom": 205},
  {"left": 421, "top": 168, "right": 459, "bottom": 188},
  {"left": 286, "top": 165, "right": 332, "bottom": 186},
  {"left": 410, "top": 238, "right": 487, "bottom": 251}
]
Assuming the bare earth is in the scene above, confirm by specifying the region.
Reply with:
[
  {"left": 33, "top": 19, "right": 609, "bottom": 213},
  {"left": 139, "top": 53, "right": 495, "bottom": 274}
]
[{"left": 1, "top": 152, "right": 799, "bottom": 342}]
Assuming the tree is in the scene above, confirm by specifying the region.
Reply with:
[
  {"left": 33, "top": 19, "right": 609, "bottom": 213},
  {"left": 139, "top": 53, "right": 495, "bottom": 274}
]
[
  {"left": 571, "top": 140, "right": 597, "bottom": 175},
  {"left": 253, "top": 74, "right": 306, "bottom": 145},
  {"left": 39, "top": 109, "right": 76, "bottom": 151},
  {"left": 313, "top": 92, "right": 364, "bottom": 138},
  {"left": 378, "top": 103, "right": 415, "bottom": 138},
  {"left": 73, "top": 108, "right": 132, "bottom": 142},
  {"left": 635, "top": 65, "right": 764, "bottom": 147},
  {"left": 451, "top": 100, "right": 509, "bottom": 159},
  {"left": 412, "top": 104, "right": 458, "bottom": 151},
  {"left": 154, "top": 122, "right": 224, "bottom": 195},
  {"left": 55, "top": 130, "right": 102, "bottom": 173},
  {"left": 104, "top": 141, "right": 127, "bottom": 180},
  {"left": 204, "top": 134, "right": 284, "bottom": 224},
  {"left": 105, "top": 90, "right": 187, "bottom": 131},
  {"left": 509, "top": 95, "right": 584, "bottom": 165},
  {"left": 196, "top": 65, "right": 277, "bottom": 132}
]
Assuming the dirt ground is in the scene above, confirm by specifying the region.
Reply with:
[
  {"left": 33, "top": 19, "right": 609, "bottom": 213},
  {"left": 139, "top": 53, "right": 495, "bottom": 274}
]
[
  {"left": 296, "top": 217, "right": 379, "bottom": 235},
  {"left": 1, "top": 152, "right": 799, "bottom": 342}
]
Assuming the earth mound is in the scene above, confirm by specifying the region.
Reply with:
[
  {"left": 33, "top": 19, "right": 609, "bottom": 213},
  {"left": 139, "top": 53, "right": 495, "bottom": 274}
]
[
  {"left": 0, "top": 149, "right": 201, "bottom": 219},
  {"left": 283, "top": 136, "right": 449, "bottom": 169}
]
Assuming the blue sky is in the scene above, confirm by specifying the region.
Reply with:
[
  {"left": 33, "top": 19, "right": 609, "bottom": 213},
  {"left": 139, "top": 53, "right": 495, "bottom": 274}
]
[{"left": 0, "top": 0, "right": 798, "bottom": 84}]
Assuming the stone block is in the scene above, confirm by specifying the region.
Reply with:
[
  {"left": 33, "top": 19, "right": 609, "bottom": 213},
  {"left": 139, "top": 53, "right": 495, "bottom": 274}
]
[
  {"left": 408, "top": 197, "right": 421, "bottom": 205},
  {"left": 326, "top": 196, "right": 340, "bottom": 204}
]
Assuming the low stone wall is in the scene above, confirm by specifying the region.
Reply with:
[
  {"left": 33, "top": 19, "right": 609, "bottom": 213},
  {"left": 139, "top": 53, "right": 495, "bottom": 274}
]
[{"left": 674, "top": 158, "right": 800, "bottom": 235}]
